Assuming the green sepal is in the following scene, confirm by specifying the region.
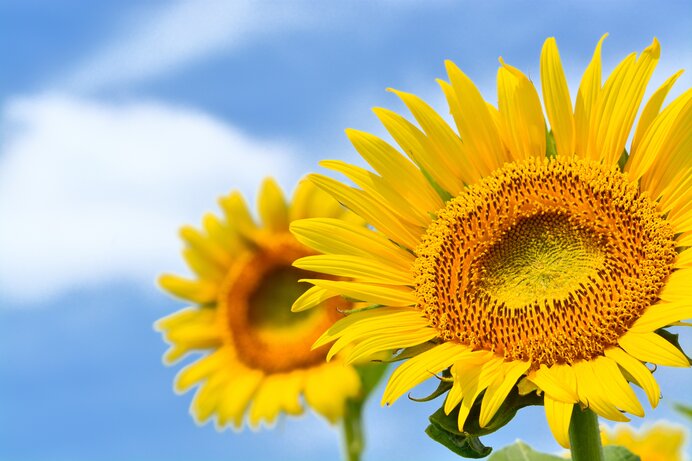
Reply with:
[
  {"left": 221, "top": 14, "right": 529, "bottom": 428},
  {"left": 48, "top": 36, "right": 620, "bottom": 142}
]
[
  {"left": 425, "top": 423, "right": 491, "bottom": 459},
  {"left": 655, "top": 328, "right": 692, "bottom": 364},
  {"left": 546, "top": 129, "right": 557, "bottom": 158},
  {"left": 409, "top": 373, "right": 453, "bottom": 402},
  {"left": 355, "top": 362, "right": 389, "bottom": 397},
  {"left": 603, "top": 445, "right": 641, "bottom": 461},
  {"left": 487, "top": 441, "right": 563, "bottom": 460},
  {"left": 616, "top": 149, "right": 629, "bottom": 171},
  {"left": 674, "top": 402, "right": 692, "bottom": 420}
]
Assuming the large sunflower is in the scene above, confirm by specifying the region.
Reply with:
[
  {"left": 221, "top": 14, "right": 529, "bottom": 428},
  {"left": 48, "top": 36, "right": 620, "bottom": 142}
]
[
  {"left": 291, "top": 36, "right": 691, "bottom": 448},
  {"left": 156, "top": 178, "right": 362, "bottom": 429}
]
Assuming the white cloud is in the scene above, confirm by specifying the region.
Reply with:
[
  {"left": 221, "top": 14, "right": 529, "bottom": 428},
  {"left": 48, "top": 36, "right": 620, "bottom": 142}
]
[
  {"left": 0, "top": 94, "right": 297, "bottom": 303},
  {"left": 66, "top": 0, "right": 316, "bottom": 91}
]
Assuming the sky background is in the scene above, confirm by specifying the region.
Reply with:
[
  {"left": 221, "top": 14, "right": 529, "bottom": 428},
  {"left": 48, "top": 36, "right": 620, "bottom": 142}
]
[{"left": 1, "top": 1, "right": 691, "bottom": 460}]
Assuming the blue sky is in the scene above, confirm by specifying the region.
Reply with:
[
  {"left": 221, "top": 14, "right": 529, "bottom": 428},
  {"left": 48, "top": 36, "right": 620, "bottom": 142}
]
[{"left": 1, "top": 1, "right": 691, "bottom": 460}]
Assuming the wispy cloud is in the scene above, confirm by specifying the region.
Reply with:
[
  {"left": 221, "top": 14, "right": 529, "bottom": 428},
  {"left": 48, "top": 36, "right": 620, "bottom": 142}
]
[
  {"left": 66, "top": 0, "right": 317, "bottom": 91},
  {"left": 0, "top": 94, "right": 297, "bottom": 303}
]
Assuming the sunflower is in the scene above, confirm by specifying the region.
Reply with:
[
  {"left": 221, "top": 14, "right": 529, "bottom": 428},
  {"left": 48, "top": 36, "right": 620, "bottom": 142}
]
[
  {"left": 156, "top": 178, "right": 362, "bottom": 429},
  {"left": 291, "top": 36, "right": 691, "bottom": 448},
  {"left": 600, "top": 422, "right": 686, "bottom": 461}
]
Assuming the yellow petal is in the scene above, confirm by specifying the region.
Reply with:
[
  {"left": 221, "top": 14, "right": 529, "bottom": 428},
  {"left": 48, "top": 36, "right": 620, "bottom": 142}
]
[
  {"left": 289, "top": 217, "right": 414, "bottom": 271},
  {"left": 190, "top": 372, "right": 227, "bottom": 423},
  {"left": 544, "top": 397, "right": 573, "bottom": 449},
  {"left": 291, "top": 284, "right": 338, "bottom": 312},
  {"left": 309, "top": 174, "right": 421, "bottom": 250},
  {"left": 294, "top": 254, "right": 413, "bottom": 286},
  {"left": 575, "top": 34, "right": 607, "bottom": 160},
  {"left": 374, "top": 107, "right": 463, "bottom": 195},
  {"left": 180, "top": 225, "right": 231, "bottom": 268},
  {"left": 289, "top": 176, "right": 343, "bottom": 221},
  {"left": 590, "top": 356, "right": 644, "bottom": 417},
  {"left": 618, "top": 331, "right": 690, "bottom": 367},
  {"left": 382, "top": 342, "right": 472, "bottom": 405},
  {"left": 540, "top": 37, "right": 575, "bottom": 157},
  {"left": 174, "top": 348, "right": 230, "bottom": 393},
  {"left": 630, "top": 301, "right": 692, "bottom": 333},
  {"left": 257, "top": 177, "right": 289, "bottom": 233},
  {"left": 593, "top": 39, "right": 660, "bottom": 166},
  {"left": 218, "top": 190, "right": 258, "bottom": 239},
  {"left": 305, "top": 363, "right": 360, "bottom": 423},
  {"left": 444, "top": 61, "right": 506, "bottom": 175},
  {"left": 528, "top": 364, "right": 578, "bottom": 403},
  {"left": 604, "top": 347, "right": 661, "bottom": 408},
  {"left": 216, "top": 367, "right": 263, "bottom": 429},
  {"left": 572, "top": 361, "right": 629, "bottom": 422},
  {"left": 301, "top": 279, "right": 416, "bottom": 307},
  {"left": 345, "top": 128, "right": 443, "bottom": 214},
  {"left": 158, "top": 274, "right": 218, "bottom": 304},
  {"left": 497, "top": 58, "right": 546, "bottom": 161},
  {"left": 631, "top": 70, "right": 684, "bottom": 154},
  {"left": 659, "top": 268, "right": 692, "bottom": 302},
  {"left": 479, "top": 359, "right": 530, "bottom": 427}
]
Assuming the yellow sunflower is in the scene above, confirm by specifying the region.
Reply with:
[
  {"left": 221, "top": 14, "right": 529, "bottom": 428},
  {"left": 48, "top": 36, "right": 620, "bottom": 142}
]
[
  {"left": 601, "top": 422, "right": 686, "bottom": 461},
  {"left": 291, "top": 35, "right": 692, "bottom": 448},
  {"left": 156, "top": 177, "right": 362, "bottom": 429}
]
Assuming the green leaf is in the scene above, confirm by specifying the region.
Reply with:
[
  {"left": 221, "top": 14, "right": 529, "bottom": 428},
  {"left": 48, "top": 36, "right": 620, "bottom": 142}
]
[
  {"left": 674, "top": 403, "right": 692, "bottom": 420},
  {"left": 603, "top": 445, "right": 641, "bottom": 461},
  {"left": 425, "top": 423, "right": 491, "bottom": 459},
  {"left": 487, "top": 441, "right": 563, "bottom": 461},
  {"left": 617, "top": 149, "right": 629, "bottom": 171}
]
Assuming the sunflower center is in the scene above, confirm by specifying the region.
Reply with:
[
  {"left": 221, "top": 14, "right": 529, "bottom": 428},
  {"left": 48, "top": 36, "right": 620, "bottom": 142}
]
[
  {"left": 414, "top": 157, "right": 676, "bottom": 367},
  {"left": 219, "top": 236, "right": 344, "bottom": 373},
  {"left": 477, "top": 213, "right": 605, "bottom": 311}
]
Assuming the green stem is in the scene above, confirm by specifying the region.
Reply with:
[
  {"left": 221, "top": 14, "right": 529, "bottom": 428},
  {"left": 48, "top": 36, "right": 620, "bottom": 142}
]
[
  {"left": 342, "top": 397, "right": 365, "bottom": 461},
  {"left": 569, "top": 405, "right": 604, "bottom": 461}
]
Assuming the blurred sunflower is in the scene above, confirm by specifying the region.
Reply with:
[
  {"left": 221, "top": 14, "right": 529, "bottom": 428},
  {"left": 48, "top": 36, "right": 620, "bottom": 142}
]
[
  {"left": 601, "top": 422, "right": 686, "bottom": 461},
  {"left": 291, "top": 35, "right": 691, "bottom": 448},
  {"left": 156, "top": 178, "right": 362, "bottom": 429}
]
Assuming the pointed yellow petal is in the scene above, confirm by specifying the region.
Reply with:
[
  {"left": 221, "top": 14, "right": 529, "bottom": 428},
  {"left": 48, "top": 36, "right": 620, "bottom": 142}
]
[
  {"left": 479, "top": 360, "right": 530, "bottom": 427},
  {"left": 528, "top": 364, "right": 578, "bottom": 403},
  {"left": 573, "top": 361, "right": 629, "bottom": 421},
  {"left": 541, "top": 37, "right": 575, "bottom": 157},
  {"left": 374, "top": 107, "right": 463, "bottom": 194},
  {"left": 180, "top": 225, "right": 231, "bottom": 268},
  {"left": 190, "top": 372, "right": 227, "bottom": 423},
  {"left": 631, "top": 70, "right": 684, "bottom": 154},
  {"left": 257, "top": 177, "right": 289, "bottom": 233},
  {"left": 158, "top": 274, "right": 218, "bottom": 304},
  {"left": 497, "top": 58, "right": 546, "bottom": 161},
  {"left": 594, "top": 39, "right": 660, "bottom": 166},
  {"left": 590, "top": 356, "right": 644, "bottom": 417},
  {"left": 618, "top": 331, "right": 690, "bottom": 367},
  {"left": 340, "top": 328, "right": 439, "bottom": 364},
  {"left": 321, "top": 159, "right": 431, "bottom": 227},
  {"left": 345, "top": 129, "right": 443, "bottom": 214},
  {"left": 455, "top": 354, "right": 502, "bottom": 431},
  {"left": 659, "top": 268, "right": 692, "bottom": 302},
  {"left": 305, "top": 363, "right": 360, "bottom": 423},
  {"left": 630, "top": 302, "right": 692, "bottom": 333},
  {"left": 382, "top": 342, "right": 471, "bottom": 405},
  {"left": 301, "top": 279, "right": 416, "bottom": 307},
  {"left": 294, "top": 254, "right": 413, "bottom": 286},
  {"left": 175, "top": 348, "right": 230, "bottom": 393},
  {"left": 217, "top": 366, "right": 263, "bottom": 429},
  {"left": 218, "top": 191, "right": 257, "bottom": 238},
  {"left": 290, "top": 217, "right": 414, "bottom": 271},
  {"left": 309, "top": 174, "right": 421, "bottom": 249},
  {"left": 605, "top": 346, "right": 661, "bottom": 408},
  {"left": 289, "top": 177, "right": 342, "bottom": 221},
  {"left": 575, "top": 34, "right": 607, "bottom": 160},
  {"left": 545, "top": 397, "right": 573, "bottom": 449},
  {"left": 444, "top": 61, "right": 506, "bottom": 175},
  {"left": 291, "top": 284, "right": 338, "bottom": 312}
]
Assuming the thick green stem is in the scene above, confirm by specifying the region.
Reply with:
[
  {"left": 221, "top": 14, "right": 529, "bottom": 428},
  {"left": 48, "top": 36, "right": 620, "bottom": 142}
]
[
  {"left": 569, "top": 406, "right": 604, "bottom": 461},
  {"left": 342, "top": 397, "right": 365, "bottom": 461}
]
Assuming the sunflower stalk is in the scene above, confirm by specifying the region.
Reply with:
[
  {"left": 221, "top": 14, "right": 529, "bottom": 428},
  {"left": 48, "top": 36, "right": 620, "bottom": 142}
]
[
  {"left": 569, "top": 406, "right": 604, "bottom": 461},
  {"left": 342, "top": 397, "right": 365, "bottom": 461}
]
